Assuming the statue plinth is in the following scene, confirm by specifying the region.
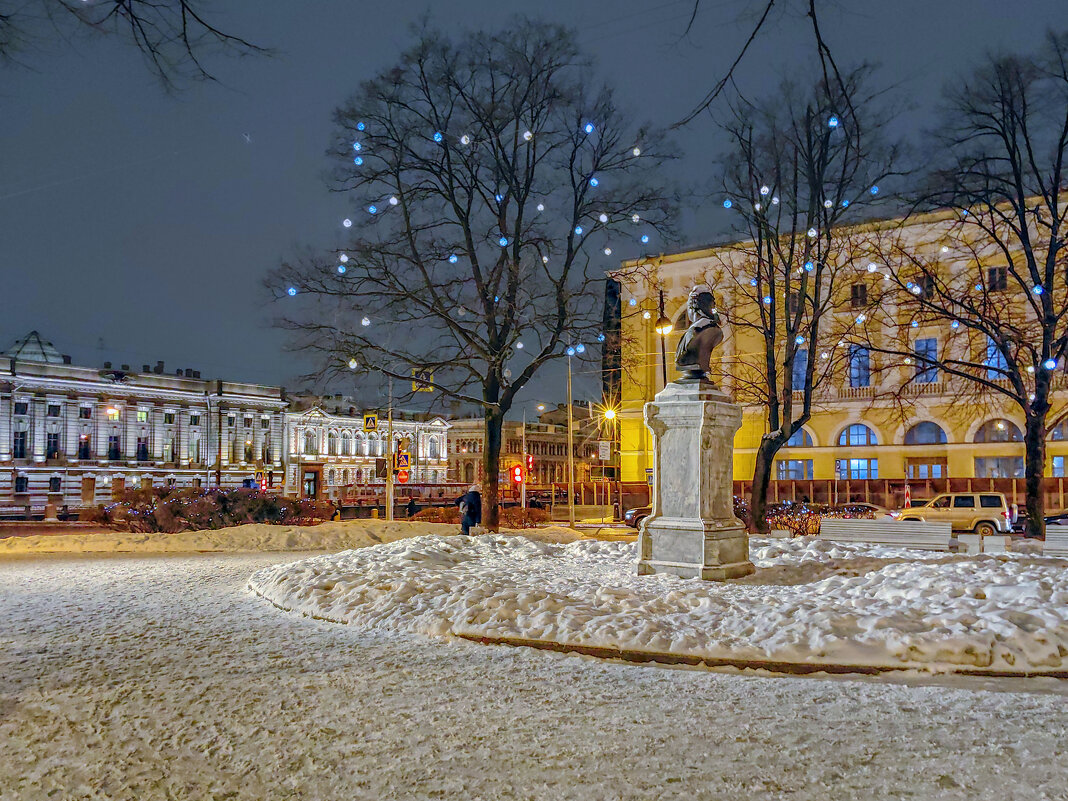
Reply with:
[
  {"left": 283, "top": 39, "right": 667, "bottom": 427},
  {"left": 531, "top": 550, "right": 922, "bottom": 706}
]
[{"left": 638, "top": 379, "right": 754, "bottom": 581}]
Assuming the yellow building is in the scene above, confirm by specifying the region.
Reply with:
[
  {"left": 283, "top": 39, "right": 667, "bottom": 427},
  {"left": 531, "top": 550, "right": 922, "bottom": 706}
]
[{"left": 611, "top": 209, "right": 1068, "bottom": 504}]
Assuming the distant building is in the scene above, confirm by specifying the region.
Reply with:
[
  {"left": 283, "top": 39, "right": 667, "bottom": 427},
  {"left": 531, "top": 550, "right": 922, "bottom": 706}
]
[
  {"left": 449, "top": 404, "right": 606, "bottom": 486},
  {"left": 284, "top": 392, "right": 450, "bottom": 499},
  {"left": 0, "top": 332, "right": 286, "bottom": 514}
]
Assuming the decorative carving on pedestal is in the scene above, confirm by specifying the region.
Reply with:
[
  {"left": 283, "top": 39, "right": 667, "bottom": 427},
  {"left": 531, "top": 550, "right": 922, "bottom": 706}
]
[{"left": 638, "top": 284, "right": 754, "bottom": 581}]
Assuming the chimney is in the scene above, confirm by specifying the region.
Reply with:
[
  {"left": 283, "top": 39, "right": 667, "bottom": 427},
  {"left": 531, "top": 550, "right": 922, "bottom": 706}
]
[
  {"left": 142, "top": 364, "right": 151, "bottom": 373},
  {"left": 62, "top": 354, "right": 72, "bottom": 365},
  {"left": 185, "top": 368, "right": 193, "bottom": 377},
  {"left": 176, "top": 369, "right": 184, "bottom": 377},
  {"left": 193, "top": 370, "right": 201, "bottom": 379},
  {"left": 103, "top": 361, "right": 112, "bottom": 369},
  {"left": 121, "top": 364, "right": 130, "bottom": 371},
  {"left": 153, "top": 360, "right": 164, "bottom": 375}
]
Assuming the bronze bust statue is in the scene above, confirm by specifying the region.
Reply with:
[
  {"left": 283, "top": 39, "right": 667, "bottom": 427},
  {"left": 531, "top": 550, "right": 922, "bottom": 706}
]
[{"left": 674, "top": 284, "right": 723, "bottom": 381}]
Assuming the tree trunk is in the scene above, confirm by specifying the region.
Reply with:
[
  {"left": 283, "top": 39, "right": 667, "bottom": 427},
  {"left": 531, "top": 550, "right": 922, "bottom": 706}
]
[
  {"left": 1023, "top": 414, "right": 1047, "bottom": 539},
  {"left": 749, "top": 437, "right": 778, "bottom": 535},
  {"left": 482, "top": 407, "right": 503, "bottom": 532}
]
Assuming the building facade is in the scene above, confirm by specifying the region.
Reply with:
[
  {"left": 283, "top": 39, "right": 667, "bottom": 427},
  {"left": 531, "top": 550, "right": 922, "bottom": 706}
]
[
  {"left": 284, "top": 393, "right": 450, "bottom": 499},
  {"left": 612, "top": 212, "right": 1068, "bottom": 494},
  {"left": 1, "top": 332, "right": 286, "bottom": 513},
  {"left": 449, "top": 405, "right": 606, "bottom": 487}
]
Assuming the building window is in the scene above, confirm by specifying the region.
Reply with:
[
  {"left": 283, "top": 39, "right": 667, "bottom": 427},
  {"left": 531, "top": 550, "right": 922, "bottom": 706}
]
[
  {"left": 906, "top": 458, "right": 946, "bottom": 479},
  {"left": 79, "top": 407, "right": 91, "bottom": 419},
  {"left": 136, "top": 436, "right": 149, "bottom": 461},
  {"left": 918, "top": 273, "right": 936, "bottom": 299},
  {"left": 78, "top": 435, "right": 91, "bottom": 459},
  {"left": 48, "top": 476, "right": 61, "bottom": 493},
  {"left": 12, "top": 431, "right": 28, "bottom": 459},
  {"left": 107, "top": 435, "right": 121, "bottom": 460},
  {"left": 848, "top": 346, "right": 870, "bottom": 388},
  {"left": 190, "top": 414, "right": 201, "bottom": 427},
  {"left": 1053, "top": 456, "right": 1065, "bottom": 477},
  {"left": 844, "top": 458, "right": 878, "bottom": 479},
  {"left": 776, "top": 459, "right": 813, "bottom": 480},
  {"left": 191, "top": 436, "right": 201, "bottom": 463},
  {"left": 262, "top": 442, "right": 272, "bottom": 464},
  {"left": 164, "top": 412, "right": 175, "bottom": 425},
  {"left": 974, "top": 457, "right": 1024, "bottom": 478},
  {"left": 328, "top": 433, "right": 338, "bottom": 456},
  {"left": 429, "top": 437, "right": 441, "bottom": 459},
  {"left": 904, "top": 421, "right": 948, "bottom": 444},
  {"left": 193, "top": 477, "right": 202, "bottom": 489},
  {"left": 261, "top": 416, "right": 270, "bottom": 429},
  {"left": 228, "top": 415, "right": 235, "bottom": 427},
  {"left": 167, "top": 477, "right": 177, "bottom": 487},
  {"left": 974, "top": 419, "right": 1022, "bottom": 442},
  {"left": 14, "top": 475, "right": 28, "bottom": 493},
  {"left": 984, "top": 335, "right": 1009, "bottom": 380},
  {"left": 136, "top": 409, "right": 148, "bottom": 423},
  {"left": 850, "top": 283, "right": 867, "bottom": 308},
  {"left": 987, "top": 266, "right": 1007, "bottom": 291},
  {"left": 244, "top": 416, "right": 253, "bottom": 429},
  {"left": 838, "top": 424, "right": 877, "bottom": 446},
  {"left": 791, "top": 348, "right": 808, "bottom": 389},
  {"left": 163, "top": 437, "right": 175, "bottom": 462},
  {"left": 47, "top": 404, "right": 61, "bottom": 417},
  {"left": 304, "top": 431, "right": 317, "bottom": 454},
  {"left": 787, "top": 291, "right": 801, "bottom": 315},
  {"left": 13, "top": 401, "right": 28, "bottom": 416},
  {"left": 914, "top": 338, "right": 938, "bottom": 383},
  {"left": 244, "top": 441, "right": 255, "bottom": 462},
  {"left": 786, "top": 428, "right": 813, "bottom": 447},
  {"left": 106, "top": 407, "right": 121, "bottom": 422},
  {"left": 46, "top": 432, "right": 61, "bottom": 459}
]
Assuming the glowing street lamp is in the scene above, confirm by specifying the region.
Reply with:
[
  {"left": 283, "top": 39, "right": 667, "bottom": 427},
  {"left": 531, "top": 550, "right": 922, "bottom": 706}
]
[{"left": 654, "top": 315, "right": 673, "bottom": 336}]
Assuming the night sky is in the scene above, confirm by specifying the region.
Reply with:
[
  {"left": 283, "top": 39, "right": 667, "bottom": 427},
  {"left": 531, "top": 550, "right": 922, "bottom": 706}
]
[{"left": 2, "top": 0, "right": 1064, "bottom": 412}]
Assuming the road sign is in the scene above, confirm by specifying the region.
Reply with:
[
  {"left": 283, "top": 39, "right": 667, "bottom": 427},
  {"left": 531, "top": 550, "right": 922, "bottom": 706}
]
[
  {"left": 397, "top": 470, "right": 409, "bottom": 484},
  {"left": 363, "top": 413, "right": 378, "bottom": 432},
  {"left": 396, "top": 452, "right": 411, "bottom": 470},
  {"left": 904, "top": 484, "right": 912, "bottom": 508},
  {"left": 598, "top": 440, "right": 611, "bottom": 460},
  {"left": 375, "top": 458, "right": 388, "bottom": 478},
  {"left": 412, "top": 369, "right": 434, "bottom": 392},
  {"left": 645, "top": 467, "right": 654, "bottom": 486}
]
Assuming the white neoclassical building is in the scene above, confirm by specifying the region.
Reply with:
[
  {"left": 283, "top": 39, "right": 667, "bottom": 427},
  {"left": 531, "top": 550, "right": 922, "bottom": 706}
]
[
  {"left": 284, "top": 393, "right": 450, "bottom": 499},
  {"left": 0, "top": 332, "right": 287, "bottom": 514}
]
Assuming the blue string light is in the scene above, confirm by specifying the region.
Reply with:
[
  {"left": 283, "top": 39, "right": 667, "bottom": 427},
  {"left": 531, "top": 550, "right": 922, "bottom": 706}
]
[
  {"left": 870, "top": 185, "right": 879, "bottom": 195},
  {"left": 574, "top": 226, "right": 583, "bottom": 236},
  {"left": 723, "top": 199, "right": 732, "bottom": 208},
  {"left": 432, "top": 132, "right": 443, "bottom": 143},
  {"left": 287, "top": 287, "right": 297, "bottom": 296},
  {"left": 597, "top": 333, "right": 606, "bottom": 342},
  {"left": 356, "top": 122, "right": 365, "bottom": 131},
  {"left": 583, "top": 122, "right": 595, "bottom": 135},
  {"left": 337, "top": 265, "right": 346, "bottom": 274},
  {"left": 828, "top": 116, "right": 839, "bottom": 128},
  {"left": 749, "top": 279, "right": 758, "bottom": 287},
  {"left": 911, "top": 320, "right": 919, "bottom": 328},
  {"left": 495, "top": 194, "right": 504, "bottom": 202},
  {"left": 1045, "top": 358, "right": 1058, "bottom": 370},
  {"left": 498, "top": 236, "right": 509, "bottom": 247},
  {"left": 353, "top": 157, "right": 363, "bottom": 166},
  {"left": 640, "top": 234, "right": 650, "bottom": 243},
  {"left": 368, "top": 205, "right": 377, "bottom": 214},
  {"left": 566, "top": 346, "right": 577, "bottom": 356},
  {"left": 576, "top": 344, "right": 586, "bottom": 354},
  {"left": 1034, "top": 285, "right": 1045, "bottom": 295},
  {"left": 449, "top": 254, "right": 458, "bottom": 264},
  {"left": 804, "top": 261, "right": 814, "bottom": 272},
  {"left": 795, "top": 335, "right": 805, "bottom": 344},
  {"left": 628, "top": 298, "right": 637, "bottom": 306},
  {"left": 763, "top": 295, "right": 772, "bottom": 305},
  {"left": 589, "top": 177, "right": 599, "bottom": 187},
  {"left": 353, "top": 142, "right": 362, "bottom": 151},
  {"left": 841, "top": 199, "right": 849, "bottom": 207},
  {"left": 951, "top": 320, "right": 960, "bottom": 329}
]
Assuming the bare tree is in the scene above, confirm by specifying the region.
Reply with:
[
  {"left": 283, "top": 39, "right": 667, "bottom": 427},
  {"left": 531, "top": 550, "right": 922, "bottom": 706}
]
[
  {"left": 708, "top": 68, "right": 899, "bottom": 532},
  {"left": 267, "top": 20, "right": 674, "bottom": 530},
  {"left": 0, "top": 0, "right": 264, "bottom": 86},
  {"left": 863, "top": 32, "right": 1068, "bottom": 537}
]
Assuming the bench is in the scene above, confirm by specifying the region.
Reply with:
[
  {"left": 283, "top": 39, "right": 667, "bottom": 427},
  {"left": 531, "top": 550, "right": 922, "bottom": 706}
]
[
  {"left": 819, "top": 519, "right": 955, "bottom": 552},
  {"left": 1045, "top": 527, "right": 1068, "bottom": 558},
  {"left": 958, "top": 533, "right": 1012, "bottom": 555}
]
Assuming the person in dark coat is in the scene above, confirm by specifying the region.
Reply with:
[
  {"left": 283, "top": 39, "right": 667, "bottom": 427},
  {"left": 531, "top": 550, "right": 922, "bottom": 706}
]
[
  {"left": 459, "top": 484, "right": 482, "bottom": 535},
  {"left": 406, "top": 497, "right": 418, "bottom": 519}
]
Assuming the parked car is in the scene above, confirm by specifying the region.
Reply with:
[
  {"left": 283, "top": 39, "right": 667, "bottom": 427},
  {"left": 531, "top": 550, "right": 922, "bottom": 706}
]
[
  {"left": 624, "top": 505, "right": 652, "bottom": 529},
  {"left": 890, "top": 492, "right": 1016, "bottom": 535}
]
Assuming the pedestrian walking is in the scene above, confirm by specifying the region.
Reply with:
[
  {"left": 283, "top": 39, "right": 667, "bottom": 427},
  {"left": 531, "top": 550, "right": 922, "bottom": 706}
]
[{"left": 458, "top": 484, "right": 482, "bottom": 535}]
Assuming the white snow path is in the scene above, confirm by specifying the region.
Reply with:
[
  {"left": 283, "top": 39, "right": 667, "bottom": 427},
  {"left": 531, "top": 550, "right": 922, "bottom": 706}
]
[
  {"left": 2, "top": 553, "right": 1067, "bottom": 801},
  {"left": 249, "top": 535, "right": 1068, "bottom": 673}
]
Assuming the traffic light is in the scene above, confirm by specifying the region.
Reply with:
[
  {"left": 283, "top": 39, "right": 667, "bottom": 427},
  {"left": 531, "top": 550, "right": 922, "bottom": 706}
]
[
  {"left": 511, "top": 465, "right": 523, "bottom": 484},
  {"left": 526, "top": 454, "right": 534, "bottom": 471}
]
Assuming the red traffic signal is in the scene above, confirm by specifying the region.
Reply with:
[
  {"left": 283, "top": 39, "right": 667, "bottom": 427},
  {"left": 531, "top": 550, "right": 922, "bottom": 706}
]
[
  {"left": 511, "top": 465, "right": 523, "bottom": 484},
  {"left": 526, "top": 454, "right": 534, "bottom": 471}
]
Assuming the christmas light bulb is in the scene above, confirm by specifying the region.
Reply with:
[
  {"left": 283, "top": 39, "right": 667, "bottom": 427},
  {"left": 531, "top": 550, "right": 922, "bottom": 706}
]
[
  {"left": 589, "top": 177, "right": 599, "bottom": 187},
  {"left": 771, "top": 196, "right": 779, "bottom": 205},
  {"left": 516, "top": 341, "right": 524, "bottom": 349},
  {"left": 498, "top": 236, "right": 509, "bottom": 246},
  {"left": 640, "top": 234, "right": 649, "bottom": 243},
  {"left": 823, "top": 199, "right": 833, "bottom": 208},
  {"left": 523, "top": 130, "right": 533, "bottom": 141},
  {"left": 348, "top": 358, "right": 358, "bottom": 369},
  {"left": 361, "top": 317, "right": 370, "bottom": 326},
  {"left": 537, "top": 203, "right": 545, "bottom": 212},
  {"left": 632, "top": 147, "right": 641, "bottom": 156},
  {"left": 749, "top": 279, "right": 758, "bottom": 287},
  {"left": 642, "top": 310, "right": 651, "bottom": 319},
  {"left": 1045, "top": 358, "right": 1057, "bottom": 370},
  {"left": 597, "top": 333, "right": 606, "bottom": 342},
  {"left": 339, "top": 254, "right": 348, "bottom": 263},
  {"left": 574, "top": 226, "right": 583, "bottom": 236},
  {"left": 353, "top": 142, "right": 362, "bottom": 151},
  {"left": 629, "top": 298, "right": 637, "bottom": 306},
  {"left": 389, "top": 196, "right": 399, "bottom": 206},
  {"left": 763, "top": 296, "right": 772, "bottom": 305},
  {"left": 368, "top": 205, "right": 377, "bottom": 214},
  {"left": 566, "top": 346, "right": 577, "bottom": 356},
  {"left": 337, "top": 265, "right": 346, "bottom": 274},
  {"left": 542, "top": 255, "right": 549, "bottom": 264},
  {"left": 723, "top": 199, "right": 733, "bottom": 208},
  {"left": 342, "top": 219, "right": 352, "bottom": 228},
  {"left": 795, "top": 335, "right": 805, "bottom": 344},
  {"left": 804, "top": 261, "right": 814, "bottom": 272},
  {"left": 828, "top": 116, "right": 839, "bottom": 128},
  {"left": 432, "top": 132, "right": 443, "bottom": 143},
  {"left": 867, "top": 263, "right": 877, "bottom": 272},
  {"left": 353, "top": 157, "right": 363, "bottom": 166},
  {"left": 603, "top": 247, "right": 612, "bottom": 256},
  {"left": 583, "top": 122, "right": 595, "bottom": 135},
  {"left": 599, "top": 213, "right": 608, "bottom": 223},
  {"left": 575, "top": 344, "right": 585, "bottom": 354},
  {"left": 1034, "top": 285, "right": 1044, "bottom": 295},
  {"left": 460, "top": 134, "right": 471, "bottom": 145},
  {"left": 870, "top": 185, "right": 879, "bottom": 195},
  {"left": 807, "top": 228, "right": 817, "bottom": 238},
  {"left": 287, "top": 287, "right": 297, "bottom": 296},
  {"left": 760, "top": 185, "right": 770, "bottom": 195},
  {"left": 356, "top": 122, "right": 366, "bottom": 131},
  {"left": 631, "top": 213, "right": 640, "bottom": 223}
]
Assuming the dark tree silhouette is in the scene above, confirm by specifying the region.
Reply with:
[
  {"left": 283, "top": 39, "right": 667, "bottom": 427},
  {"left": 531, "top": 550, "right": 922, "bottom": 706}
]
[
  {"left": 0, "top": 0, "right": 264, "bottom": 86},
  {"left": 863, "top": 32, "right": 1068, "bottom": 537},
  {"left": 267, "top": 20, "right": 674, "bottom": 531}
]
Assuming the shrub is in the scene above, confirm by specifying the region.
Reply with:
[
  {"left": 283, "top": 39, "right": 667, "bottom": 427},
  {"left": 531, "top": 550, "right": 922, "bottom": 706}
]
[
  {"left": 412, "top": 506, "right": 460, "bottom": 524},
  {"left": 499, "top": 506, "right": 550, "bottom": 528},
  {"left": 91, "top": 487, "right": 334, "bottom": 533}
]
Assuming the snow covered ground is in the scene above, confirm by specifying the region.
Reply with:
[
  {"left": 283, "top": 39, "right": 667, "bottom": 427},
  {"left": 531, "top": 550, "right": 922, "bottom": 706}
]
[
  {"left": 2, "top": 552, "right": 1067, "bottom": 800},
  {"left": 0, "top": 518, "right": 583, "bottom": 555},
  {"left": 250, "top": 535, "right": 1068, "bottom": 674}
]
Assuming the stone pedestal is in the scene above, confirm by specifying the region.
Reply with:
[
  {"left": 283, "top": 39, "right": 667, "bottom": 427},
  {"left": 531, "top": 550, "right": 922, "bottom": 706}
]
[{"left": 637, "top": 380, "right": 754, "bottom": 581}]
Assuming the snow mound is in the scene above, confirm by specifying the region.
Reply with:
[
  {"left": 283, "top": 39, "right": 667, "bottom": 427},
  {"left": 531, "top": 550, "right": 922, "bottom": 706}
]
[{"left": 249, "top": 534, "right": 1068, "bottom": 674}]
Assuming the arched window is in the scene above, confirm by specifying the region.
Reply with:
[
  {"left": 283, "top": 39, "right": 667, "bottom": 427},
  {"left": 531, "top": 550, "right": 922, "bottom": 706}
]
[
  {"left": 327, "top": 468, "right": 335, "bottom": 485},
  {"left": 904, "top": 421, "right": 948, "bottom": 445},
  {"left": 838, "top": 424, "right": 877, "bottom": 446},
  {"left": 429, "top": 437, "right": 440, "bottom": 459},
  {"left": 785, "top": 428, "right": 813, "bottom": 447},
  {"left": 304, "top": 431, "right": 317, "bottom": 454},
  {"left": 1049, "top": 419, "right": 1068, "bottom": 441},
  {"left": 974, "top": 419, "right": 1022, "bottom": 443},
  {"left": 328, "top": 432, "right": 338, "bottom": 456},
  {"left": 341, "top": 431, "right": 352, "bottom": 456}
]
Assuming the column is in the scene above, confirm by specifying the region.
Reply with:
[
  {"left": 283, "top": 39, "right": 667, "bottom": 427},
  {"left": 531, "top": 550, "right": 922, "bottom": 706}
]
[{"left": 31, "top": 396, "right": 46, "bottom": 463}]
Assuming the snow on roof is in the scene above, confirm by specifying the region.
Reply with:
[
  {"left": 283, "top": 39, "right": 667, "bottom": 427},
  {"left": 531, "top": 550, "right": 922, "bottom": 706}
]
[{"left": 2, "top": 331, "right": 65, "bottom": 364}]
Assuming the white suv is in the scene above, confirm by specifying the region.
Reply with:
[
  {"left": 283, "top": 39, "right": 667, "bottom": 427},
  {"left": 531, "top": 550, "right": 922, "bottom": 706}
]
[{"left": 893, "top": 492, "right": 1015, "bottom": 535}]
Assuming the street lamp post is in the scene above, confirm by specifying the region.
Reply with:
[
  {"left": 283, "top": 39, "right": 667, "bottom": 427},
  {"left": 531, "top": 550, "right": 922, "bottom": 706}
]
[
  {"left": 565, "top": 345, "right": 578, "bottom": 528},
  {"left": 655, "top": 288, "right": 673, "bottom": 388}
]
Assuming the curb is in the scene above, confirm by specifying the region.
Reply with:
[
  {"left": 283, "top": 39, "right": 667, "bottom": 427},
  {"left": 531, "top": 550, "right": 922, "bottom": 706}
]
[{"left": 454, "top": 633, "right": 1068, "bottom": 680}]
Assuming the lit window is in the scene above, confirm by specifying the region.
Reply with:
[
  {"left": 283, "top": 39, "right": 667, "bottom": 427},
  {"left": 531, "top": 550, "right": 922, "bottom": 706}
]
[
  {"left": 785, "top": 429, "right": 813, "bottom": 447},
  {"left": 776, "top": 459, "right": 813, "bottom": 480},
  {"left": 136, "top": 410, "right": 148, "bottom": 423},
  {"left": 904, "top": 422, "right": 947, "bottom": 444},
  {"left": 164, "top": 412, "right": 175, "bottom": 425},
  {"left": 838, "top": 424, "right": 877, "bottom": 446},
  {"left": 844, "top": 458, "right": 878, "bottom": 479},
  {"left": 974, "top": 420, "right": 1022, "bottom": 443},
  {"left": 914, "top": 338, "right": 938, "bottom": 384},
  {"left": 189, "top": 414, "right": 201, "bottom": 426},
  {"left": 79, "top": 407, "right": 91, "bottom": 419},
  {"left": 849, "top": 346, "right": 870, "bottom": 388},
  {"left": 1053, "top": 456, "right": 1065, "bottom": 478}
]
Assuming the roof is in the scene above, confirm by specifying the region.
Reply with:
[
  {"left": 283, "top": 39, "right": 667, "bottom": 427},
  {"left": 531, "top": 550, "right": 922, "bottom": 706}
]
[{"left": 2, "top": 331, "right": 65, "bottom": 364}]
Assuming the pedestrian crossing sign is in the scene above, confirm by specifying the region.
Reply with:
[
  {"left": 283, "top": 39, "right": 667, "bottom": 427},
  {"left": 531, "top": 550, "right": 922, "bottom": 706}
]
[{"left": 363, "top": 413, "right": 378, "bottom": 432}]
